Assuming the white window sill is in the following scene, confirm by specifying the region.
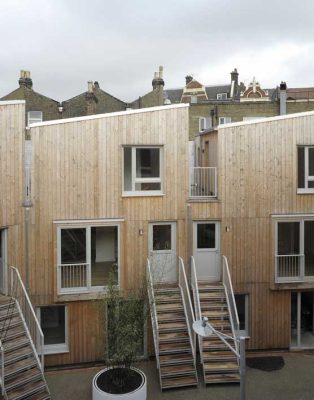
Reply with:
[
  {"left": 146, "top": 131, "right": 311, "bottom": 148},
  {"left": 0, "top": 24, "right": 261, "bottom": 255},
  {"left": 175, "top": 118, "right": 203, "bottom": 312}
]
[
  {"left": 122, "top": 192, "right": 165, "bottom": 198},
  {"left": 297, "top": 189, "right": 314, "bottom": 194},
  {"left": 43, "top": 345, "right": 69, "bottom": 355}
]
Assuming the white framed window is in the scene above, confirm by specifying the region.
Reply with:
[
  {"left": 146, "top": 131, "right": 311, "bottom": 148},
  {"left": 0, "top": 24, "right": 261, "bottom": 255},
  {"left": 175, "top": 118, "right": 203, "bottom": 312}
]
[
  {"left": 123, "top": 146, "right": 163, "bottom": 196},
  {"left": 275, "top": 216, "right": 314, "bottom": 282},
  {"left": 298, "top": 146, "right": 314, "bottom": 193},
  {"left": 235, "top": 294, "right": 249, "bottom": 336},
  {"left": 217, "top": 93, "right": 227, "bottom": 100},
  {"left": 27, "top": 111, "right": 43, "bottom": 125},
  {"left": 190, "top": 95, "right": 198, "bottom": 104},
  {"left": 57, "top": 224, "right": 120, "bottom": 293},
  {"left": 199, "top": 117, "right": 211, "bottom": 131},
  {"left": 37, "top": 305, "right": 68, "bottom": 354},
  {"left": 218, "top": 117, "right": 232, "bottom": 125}
]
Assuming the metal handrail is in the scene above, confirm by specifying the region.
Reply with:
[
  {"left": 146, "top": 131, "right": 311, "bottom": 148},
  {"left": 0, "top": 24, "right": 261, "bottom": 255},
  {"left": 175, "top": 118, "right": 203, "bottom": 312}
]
[
  {"left": 7, "top": 266, "right": 45, "bottom": 370},
  {"left": 146, "top": 259, "right": 160, "bottom": 369},
  {"left": 178, "top": 257, "right": 196, "bottom": 366},
  {"left": 222, "top": 256, "right": 240, "bottom": 354},
  {"left": 0, "top": 340, "right": 5, "bottom": 398},
  {"left": 190, "top": 256, "right": 203, "bottom": 363}
]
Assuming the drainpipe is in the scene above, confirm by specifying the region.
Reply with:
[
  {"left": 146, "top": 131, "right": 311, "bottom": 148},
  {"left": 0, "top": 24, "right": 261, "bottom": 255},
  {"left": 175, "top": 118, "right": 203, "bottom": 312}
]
[
  {"left": 23, "top": 128, "right": 33, "bottom": 294},
  {"left": 187, "top": 204, "right": 193, "bottom": 284},
  {"left": 279, "top": 81, "right": 287, "bottom": 115}
]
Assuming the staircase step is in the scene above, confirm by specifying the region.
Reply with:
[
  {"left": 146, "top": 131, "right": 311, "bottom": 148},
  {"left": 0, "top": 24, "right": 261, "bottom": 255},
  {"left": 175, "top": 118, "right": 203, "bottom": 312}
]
[
  {"left": 2, "top": 326, "right": 26, "bottom": 342},
  {"left": 205, "top": 373, "right": 240, "bottom": 384},
  {"left": 5, "top": 345, "right": 33, "bottom": 365},
  {"left": 157, "top": 312, "right": 185, "bottom": 323},
  {"left": 4, "top": 357, "right": 38, "bottom": 378},
  {"left": 5, "top": 367, "right": 42, "bottom": 391},
  {"left": 4, "top": 336, "right": 30, "bottom": 352},
  {"left": 199, "top": 292, "right": 226, "bottom": 300},
  {"left": 203, "top": 310, "right": 230, "bottom": 318},
  {"left": 7, "top": 378, "right": 47, "bottom": 400},
  {"left": 159, "top": 341, "right": 191, "bottom": 354},
  {"left": 27, "top": 391, "right": 51, "bottom": 400},
  {"left": 161, "top": 375, "right": 198, "bottom": 389},
  {"left": 204, "top": 361, "right": 239, "bottom": 373},
  {"left": 156, "top": 303, "right": 183, "bottom": 312},
  {"left": 0, "top": 316, "right": 24, "bottom": 332},
  {"left": 159, "top": 321, "right": 187, "bottom": 332},
  {"left": 159, "top": 331, "right": 189, "bottom": 343},
  {"left": 203, "top": 351, "right": 237, "bottom": 362},
  {"left": 201, "top": 303, "right": 228, "bottom": 311},
  {"left": 0, "top": 308, "right": 19, "bottom": 321},
  {"left": 160, "top": 353, "right": 194, "bottom": 366},
  {"left": 160, "top": 364, "right": 195, "bottom": 377},
  {"left": 0, "top": 300, "right": 14, "bottom": 310},
  {"left": 156, "top": 295, "right": 181, "bottom": 304}
]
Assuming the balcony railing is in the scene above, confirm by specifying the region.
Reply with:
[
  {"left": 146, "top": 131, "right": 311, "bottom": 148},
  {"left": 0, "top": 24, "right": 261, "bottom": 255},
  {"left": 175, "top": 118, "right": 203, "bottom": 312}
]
[
  {"left": 190, "top": 167, "right": 217, "bottom": 198},
  {"left": 57, "top": 263, "right": 90, "bottom": 293},
  {"left": 275, "top": 254, "right": 304, "bottom": 283}
]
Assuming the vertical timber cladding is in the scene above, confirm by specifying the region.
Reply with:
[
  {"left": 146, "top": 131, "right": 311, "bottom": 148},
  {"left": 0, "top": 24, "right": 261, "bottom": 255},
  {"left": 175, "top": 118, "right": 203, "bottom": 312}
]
[
  {"left": 29, "top": 104, "right": 190, "bottom": 365},
  {"left": 217, "top": 113, "right": 314, "bottom": 349},
  {"left": 0, "top": 101, "right": 25, "bottom": 275}
]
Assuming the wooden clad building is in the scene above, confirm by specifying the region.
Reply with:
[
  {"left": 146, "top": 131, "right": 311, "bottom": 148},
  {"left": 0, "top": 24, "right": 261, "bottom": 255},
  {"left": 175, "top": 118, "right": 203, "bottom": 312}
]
[{"left": 2, "top": 99, "right": 314, "bottom": 368}]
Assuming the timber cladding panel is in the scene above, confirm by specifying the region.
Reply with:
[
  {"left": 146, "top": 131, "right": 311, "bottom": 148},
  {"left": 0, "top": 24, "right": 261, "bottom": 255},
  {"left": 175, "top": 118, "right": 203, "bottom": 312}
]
[
  {"left": 218, "top": 114, "right": 314, "bottom": 349},
  {"left": 0, "top": 102, "right": 25, "bottom": 272},
  {"left": 29, "top": 105, "right": 189, "bottom": 364}
]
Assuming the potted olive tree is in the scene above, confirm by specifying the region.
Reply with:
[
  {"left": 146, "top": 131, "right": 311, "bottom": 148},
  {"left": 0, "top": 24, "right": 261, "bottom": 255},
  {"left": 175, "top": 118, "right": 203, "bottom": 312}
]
[{"left": 93, "top": 276, "right": 147, "bottom": 400}]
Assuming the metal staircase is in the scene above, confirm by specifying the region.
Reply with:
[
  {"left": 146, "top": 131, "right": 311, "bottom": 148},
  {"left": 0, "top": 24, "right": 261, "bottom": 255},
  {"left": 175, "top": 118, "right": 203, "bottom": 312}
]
[
  {"left": 147, "top": 258, "right": 198, "bottom": 390},
  {"left": 191, "top": 256, "right": 240, "bottom": 385},
  {"left": 0, "top": 267, "right": 50, "bottom": 400}
]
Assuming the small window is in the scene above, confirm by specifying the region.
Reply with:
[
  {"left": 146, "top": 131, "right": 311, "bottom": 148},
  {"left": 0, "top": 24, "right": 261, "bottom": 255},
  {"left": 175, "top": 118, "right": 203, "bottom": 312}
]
[
  {"left": 298, "top": 146, "right": 314, "bottom": 193},
  {"left": 197, "top": 223, "right": 216, "bottom": 249},
  {"left": 28, "top": 111, "right": 43, "bottom": 125},
  {"left": 190, "top": 95, "right": 198, "bottom": 104},
  {"left": 199, "top": 117, "right": 211, "bottom": 131},
  {"left": 38, "top": 305, "right": 68, "bottom": 354},
  {"left": 123, "top": 146, "right": 163, "bottom": 195},
  {"left": 219, "top": 117, "right": 232, "bottom": 125},
  {"left": 217, "top": 93, "right": 227, "bottom": 100},
  {"left": 235, "top": 294, "right": 249, "bottom": 336}
]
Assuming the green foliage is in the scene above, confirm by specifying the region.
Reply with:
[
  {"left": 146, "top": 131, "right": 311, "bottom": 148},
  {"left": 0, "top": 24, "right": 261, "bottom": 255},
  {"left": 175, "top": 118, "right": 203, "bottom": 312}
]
[{"left": 105, "top": 274, "right": 148, "bottom": 376}]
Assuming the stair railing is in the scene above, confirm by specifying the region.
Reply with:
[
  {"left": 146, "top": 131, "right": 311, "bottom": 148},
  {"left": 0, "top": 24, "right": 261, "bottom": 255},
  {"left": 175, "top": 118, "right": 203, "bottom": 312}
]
[
  {"left": 191, "top": 256, "right": 203, "bottom": 363},
  {"left": 146, "top": 259, "right": 160, "bottom": 369},
  {"left": 0, "top": 340, "right": 5, "bottom": 398},
  {"left": 178, "top": 257, "right": 196, "bottom": 366},
  {"left": 7, "top": 266, "right": 45, "bottom": 371},
  {"left": 222, "top": 256, "right": 240, "bottom": 354}
]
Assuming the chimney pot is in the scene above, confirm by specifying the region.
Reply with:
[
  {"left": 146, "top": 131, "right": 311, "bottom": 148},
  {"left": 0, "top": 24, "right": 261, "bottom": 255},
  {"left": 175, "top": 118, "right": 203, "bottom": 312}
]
[
  {"left": 19, "top": 70, "right": 33, "bottom": 89},
  {"left": 280, "top": 81, "right": 287, "bottom": 91},
  {"left": 159, "top": 66, "right": 163, "bottom": 79}
]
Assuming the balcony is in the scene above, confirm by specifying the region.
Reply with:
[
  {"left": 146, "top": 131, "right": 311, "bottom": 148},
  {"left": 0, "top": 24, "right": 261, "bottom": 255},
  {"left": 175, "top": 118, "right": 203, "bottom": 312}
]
[
  {"left": 189, "top": 167, "right": 217, "bottom": 199},
  {"left": 275, "top": 254, "right": 314, "bottom": 283}
]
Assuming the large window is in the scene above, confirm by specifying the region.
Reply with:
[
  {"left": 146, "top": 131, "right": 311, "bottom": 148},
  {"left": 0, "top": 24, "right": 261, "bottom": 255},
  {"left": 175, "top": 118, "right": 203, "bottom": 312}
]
[
  {"left": 123, "top": 146, "right": 163, "bottom": 195},
  {"left": 298, "top": 146, "right": 314, "bottom": 193},
  {"left": 28, "top": 111, "right": 43, "bottom": 125},
  {"left": 57, "top": 224, "right": 119, "bottom": 293},
  {"left": 38, "top": 305, "right": 68, "bottom": 354},
  {"left": 275, "top": 218, "right": 314, "bottom": 282}
]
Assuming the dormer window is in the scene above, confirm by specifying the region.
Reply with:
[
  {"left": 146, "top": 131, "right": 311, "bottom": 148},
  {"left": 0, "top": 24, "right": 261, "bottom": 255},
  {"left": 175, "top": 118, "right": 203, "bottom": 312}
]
[
  {"left": 217, "top": 93, "right": 227, "bottom": 100},
  {"left": 190, "top": 95, "right": 198, "bottom": 104}
]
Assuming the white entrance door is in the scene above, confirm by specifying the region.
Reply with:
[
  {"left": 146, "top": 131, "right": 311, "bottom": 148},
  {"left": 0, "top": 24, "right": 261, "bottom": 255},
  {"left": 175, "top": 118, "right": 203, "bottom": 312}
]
[
  {"left": 193, "top": 221, "right": 220, "bottom": 281},
  {"left": 0, "top": 229, "right": 7, "bottom": 293},
  {"left": 149, "top": 222, "right": 177, "bottom": 283}
]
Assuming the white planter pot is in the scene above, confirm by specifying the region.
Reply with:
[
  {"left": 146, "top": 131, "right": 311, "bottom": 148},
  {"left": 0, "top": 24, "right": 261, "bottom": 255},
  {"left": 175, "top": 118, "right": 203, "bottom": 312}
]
[{"left": 93, "top": 367, "right": 147, "bottom": 400}]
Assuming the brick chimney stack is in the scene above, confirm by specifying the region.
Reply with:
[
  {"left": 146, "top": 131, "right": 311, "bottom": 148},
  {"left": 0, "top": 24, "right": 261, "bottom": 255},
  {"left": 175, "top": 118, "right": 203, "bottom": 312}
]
[
  {"left": 185, "top": 75, "right": 193, "bottom": 85},
  {"left": 19, "top": 70, "right": 33, "bottom": 89}
]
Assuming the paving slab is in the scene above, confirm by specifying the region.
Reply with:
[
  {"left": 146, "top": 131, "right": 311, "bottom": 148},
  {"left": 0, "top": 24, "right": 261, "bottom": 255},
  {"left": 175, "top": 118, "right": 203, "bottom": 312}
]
[{"left": 45, "top": 352, "right": 314, "bottom": 400}]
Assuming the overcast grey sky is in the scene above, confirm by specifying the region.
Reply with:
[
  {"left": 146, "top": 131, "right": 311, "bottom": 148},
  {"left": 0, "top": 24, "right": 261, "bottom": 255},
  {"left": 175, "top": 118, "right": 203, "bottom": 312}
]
[{"left": 1, "top": 0, "right": 314, "bottom": 102}]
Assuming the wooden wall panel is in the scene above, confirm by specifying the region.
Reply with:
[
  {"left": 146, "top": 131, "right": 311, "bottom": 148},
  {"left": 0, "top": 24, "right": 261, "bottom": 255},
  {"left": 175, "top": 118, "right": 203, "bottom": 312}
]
[{"left": 0, "top": 102, "right": 25, "bottom": 274}]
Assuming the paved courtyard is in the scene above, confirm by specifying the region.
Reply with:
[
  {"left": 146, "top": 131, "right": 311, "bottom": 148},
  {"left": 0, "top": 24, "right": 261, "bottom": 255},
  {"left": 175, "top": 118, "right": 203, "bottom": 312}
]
[{"left": 46, "top": 352, "right": 314, "bottom": 400}]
